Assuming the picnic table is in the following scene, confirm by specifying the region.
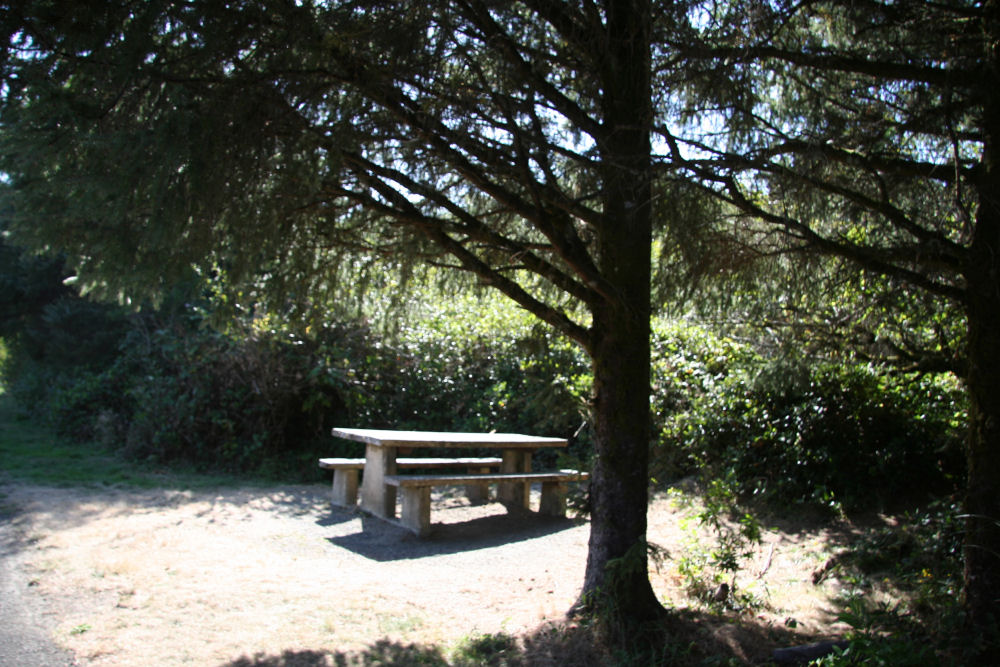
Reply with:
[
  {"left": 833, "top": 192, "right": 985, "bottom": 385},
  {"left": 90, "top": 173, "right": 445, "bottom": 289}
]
[{"left": 328, "top": 427, "right": 585, "bottom": 536}]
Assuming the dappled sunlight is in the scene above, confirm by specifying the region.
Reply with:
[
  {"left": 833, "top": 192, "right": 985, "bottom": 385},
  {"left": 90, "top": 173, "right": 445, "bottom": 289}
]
[
  {"left": 214, "top": 609, "right": 826, "bottom": 665},
  {"left": 0, "top": 482, "right": 591, "bottom": 665},
  {"left": 0, "top": 479, "right": 907, "bottom": 666},
  {"left": 643, "top": 488, "right": 926, "bottom": 652}
]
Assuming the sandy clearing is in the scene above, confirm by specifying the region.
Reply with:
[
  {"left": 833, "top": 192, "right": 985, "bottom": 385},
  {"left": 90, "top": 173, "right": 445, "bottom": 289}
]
[{"left": 0, "top": 482, "right": 852, "bottom": 665}]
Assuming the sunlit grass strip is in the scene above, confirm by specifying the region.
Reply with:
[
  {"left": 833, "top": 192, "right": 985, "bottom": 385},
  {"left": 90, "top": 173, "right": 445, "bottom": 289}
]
[{"left": 0, "top": 392, "right": 250, "bottom": 489}]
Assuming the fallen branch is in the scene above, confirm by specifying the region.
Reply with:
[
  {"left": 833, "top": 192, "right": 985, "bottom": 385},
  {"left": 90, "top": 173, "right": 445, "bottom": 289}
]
[{"left": 757, "top": 542, "right": 776, "bottom": 580}]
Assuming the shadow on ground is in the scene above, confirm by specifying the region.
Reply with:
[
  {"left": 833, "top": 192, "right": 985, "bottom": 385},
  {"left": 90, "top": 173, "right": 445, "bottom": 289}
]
[
  {"left": 0, "top": 482, "right": 357, "bottom": 531},
  {"left": 326, "top": 507, "right": 585, "bottom": 561},
  {"left": 219, "top": 608, "right": 819, "bottom": 666},
  {"left": 223, "top": 641, "right": 445, "bottom": 666}
]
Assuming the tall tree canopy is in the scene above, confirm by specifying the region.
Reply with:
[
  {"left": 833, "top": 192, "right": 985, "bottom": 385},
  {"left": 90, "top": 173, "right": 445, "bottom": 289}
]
[
  {"left": 662, "top": 0, "right": 999, "bottom": 631},
  {"left": 2, "top": 0, "right": 997, "bottom": 636},
  {"left": 1, "top": 0, "right": 667, "bottom": 627}
]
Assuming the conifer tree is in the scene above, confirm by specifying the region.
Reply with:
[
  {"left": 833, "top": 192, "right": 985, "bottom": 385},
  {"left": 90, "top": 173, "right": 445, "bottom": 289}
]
[{"left": 1, "top": 0, "right": 666, "bottom": 628}]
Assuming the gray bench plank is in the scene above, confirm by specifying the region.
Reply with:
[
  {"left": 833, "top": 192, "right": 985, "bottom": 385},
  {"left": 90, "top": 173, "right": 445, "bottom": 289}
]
[
  {"left": 331, "top": 428, "right": 567, "bottom": 449},
  {"left": 319, "top": 457, "right": 503, "bottom": 470},
  {"left": 384, "top": 471, "right": 588, "bottom": 487},
  {"left": 384, "top": 470, "right": 589, "bottom": 537},
  {"left": 318, "top": 457, "right": 503, "bottom": 507}
]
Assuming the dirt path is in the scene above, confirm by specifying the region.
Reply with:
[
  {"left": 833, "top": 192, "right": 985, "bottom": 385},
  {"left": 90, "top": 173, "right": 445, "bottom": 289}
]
[
  {"left": 0, "top": 505, "right": 77, "bottom": 667},
  {"left": 0, "top": 482, "right": 852, "bottom": 665}
]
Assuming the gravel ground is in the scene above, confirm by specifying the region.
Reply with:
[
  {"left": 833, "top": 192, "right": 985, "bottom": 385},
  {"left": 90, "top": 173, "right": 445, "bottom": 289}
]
[
  {"left": 0, "top": 502, "right": 77, "bottom": 666},
  {"left": 0, "top": 482, "right": 592, "bottom": 666},
  {"left": 0, "top": 480, "right": 851, "bottom": 666}
]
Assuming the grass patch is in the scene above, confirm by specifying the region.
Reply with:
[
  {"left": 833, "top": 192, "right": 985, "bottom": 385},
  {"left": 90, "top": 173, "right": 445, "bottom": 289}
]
[
  {"left": 0, "top": 391, "right": 260, "bottom": 490},
  {"left": 450, "top": 632, "right": 519, "bottom": 665}
]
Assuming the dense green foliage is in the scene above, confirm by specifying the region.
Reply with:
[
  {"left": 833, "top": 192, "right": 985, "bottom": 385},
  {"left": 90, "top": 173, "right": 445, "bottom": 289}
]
[
  {"left": 5, "top": 0, "right": 994, "bottom": 630},
  {"left": 0, "top": 240, "right": 73, "bottom": 339},
  {"left": 649, "top": 323, "right": 966, "bottom": 511},
  {"left": 673, "top": 365, "right": 964, "bottom": 511},
  {"left": 0, "top": 389, "right": 254, "bottom": 489},
  {"left": 0, "top": 264, "right": 966, "bottom": 509},
  {"left": 0, "top": 292, "right": 593, "bottom": 479}
]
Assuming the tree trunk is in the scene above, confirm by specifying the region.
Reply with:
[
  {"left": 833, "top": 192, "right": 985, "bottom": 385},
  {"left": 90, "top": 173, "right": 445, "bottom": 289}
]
[
  {"left": 576, "top": 0, "right": 666, "bottom": 628},
  {"left": 961, "top": 3, "right": 1000, "bottom": 636},
  {"left": 581, "top": 307, "right": 666, "bottom": 625},
  {"left": 964, "top": 291, "right": 1000, "bottom": 637}
]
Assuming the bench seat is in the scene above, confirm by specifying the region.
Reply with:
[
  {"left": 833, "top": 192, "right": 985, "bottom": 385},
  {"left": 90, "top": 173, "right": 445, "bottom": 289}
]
[
  {"left": 318, "top": 456, "right": 503, "bottom": 507},
  {"left": 385, "top": 470, "right": 589, "bottom": 537},
  {"left": 318, "top": 457, "right": 504, "bottom": 470},
  {"left": 385, "top": 470, "right": 587, "bottom": 487}
]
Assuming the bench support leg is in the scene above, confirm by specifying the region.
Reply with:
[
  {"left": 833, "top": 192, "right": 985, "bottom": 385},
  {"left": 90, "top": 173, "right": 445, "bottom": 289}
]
[
  {"left": 360, "top": 444, "right": 397, "bottom": 519},
  {"left": 463, "top": 466, "right": 491, "bottom": 505},
  {"left": 539, "top": 481, "right": 568, "bottom": 516},
  {"left": 399, "top": 486, "right": 432, "bottom": 537},
  {"left": 498, "top": 450, "right": 532, "bottom": 508},
  {"left": 331, "top": 469, "right": 359, "bottom": 507}
]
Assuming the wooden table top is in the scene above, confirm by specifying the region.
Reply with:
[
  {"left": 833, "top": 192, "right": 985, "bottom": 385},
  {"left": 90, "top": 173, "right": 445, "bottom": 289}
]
[{"left": 330, "top": 427, "right": 567, "bottom": 449}]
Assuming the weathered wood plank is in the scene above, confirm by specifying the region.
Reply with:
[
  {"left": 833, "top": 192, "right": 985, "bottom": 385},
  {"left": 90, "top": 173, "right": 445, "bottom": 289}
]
[
  {"left": 360, "top": 444, "right": 397, "bottom": 519},
  {"left": 331, "top": 428, "right": 567, "bottom": 449},
  {"left": 320, "top": 457, "right": 506, "bottom": 507},
  {"left": 330, "top": 468, "right": 359, "bottom": 507},
  {"left": 498, "top": 449, "right": 532, "bottom": 507},
  {"left": 385, "top": 470, "right": 589, "bottom": 536},
  {"left": 539, "top": 481, "right": 569, "bottom": 516},
  {"left": 318, "top": 458, "right": 366, "bottom": 469},
  {"left": 384, "top": 470, "right": 589, "bottom": 487},
  {"left": 319, "top": 457, "right": 503, "bottom": 470}
]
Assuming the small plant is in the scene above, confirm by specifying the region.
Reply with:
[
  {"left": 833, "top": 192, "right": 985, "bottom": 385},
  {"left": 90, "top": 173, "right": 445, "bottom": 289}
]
[
  {"left": 451, "top": 632, "right": 518, "bottom": 665},
  {"left": 670, "top": 480, "right": 765, "bottom": 612},
  {"left": 817, "top": 497, "right": 964, "bottom": 622},
  {"left": 811, "top": 595, "right": 937, "bottom": 666},
  {"left": 808, "top": 497, "right": 989, "bottom": 664}
]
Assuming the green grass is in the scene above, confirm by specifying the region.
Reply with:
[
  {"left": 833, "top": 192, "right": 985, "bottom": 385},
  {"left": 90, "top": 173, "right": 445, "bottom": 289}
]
[{"left": 0, "top": 389, "right": 255, "bottom": 490}]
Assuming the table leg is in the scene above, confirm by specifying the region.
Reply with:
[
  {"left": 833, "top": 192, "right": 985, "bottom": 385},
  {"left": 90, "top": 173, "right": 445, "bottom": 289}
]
[
  {"left": 539, "top": 481, "right": 568, "bottom": 516},
  {"left": 463, "top": 466, "right": 491, "bottom": 505},
  {"left": 331, "top": 469, "right": 359, "bottom": 507},
  {"left": 360, "top": 444, "right": 397, "bottom": 519},
  {"left": 498, "top": 449, "right": 532, "bottom": 508},
  {"left": 399, "top": 486, "right": 432, "bottom": 537}
]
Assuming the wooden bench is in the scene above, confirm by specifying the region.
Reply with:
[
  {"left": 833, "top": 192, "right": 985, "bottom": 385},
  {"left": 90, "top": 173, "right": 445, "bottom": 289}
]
[
  {"left": 385, "top": 470, "right": 589, "bottom": 537},
  {"left": 318, "top": 457, "right": 503, "bottom": 507}
]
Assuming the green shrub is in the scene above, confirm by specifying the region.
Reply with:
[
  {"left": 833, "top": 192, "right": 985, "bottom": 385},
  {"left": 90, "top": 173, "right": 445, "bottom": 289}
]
[
  {"left": 103, "top": 320, "right": 351, "bottom": 476},
  {"left": 649, "top": 319, "right": 760, "bottom": 483},
  {"left": 1, "top": 295, "right": 131, "bottom": 431},
  {"left": 6, "top": 287, "right": 964, "bottom": 500},
  {"left": 319, "top": 318, "right": 592, "bottom": 468},
  {"left": 825, "top": 497, "right": 964, "bottom": 621},
  {"left": 734, "top": 364, "right": 961, "bottom": 509},
  {"left": 4, "top": 293, "right": 593, "bottom": 479},
  {"left": 649, "top": 320, "right": 966, "bottom": 511},
  {"left": 812, "top": 596, "right": 939, "bottom": 666}
]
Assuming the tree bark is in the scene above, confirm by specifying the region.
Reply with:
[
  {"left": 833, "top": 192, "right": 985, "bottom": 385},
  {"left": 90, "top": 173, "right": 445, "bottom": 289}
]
[
  {"left": 963, "top": 287, "right": 1000, "bottom": 636},
  {"left": 961, "top": 1, "right": 1000, "bottom": 636},
  {"left": 582, "top": 306, "right": 666, "bottom": 624},
  {"left": 576, "top": 0, "right": 666, "bottom": 627}
]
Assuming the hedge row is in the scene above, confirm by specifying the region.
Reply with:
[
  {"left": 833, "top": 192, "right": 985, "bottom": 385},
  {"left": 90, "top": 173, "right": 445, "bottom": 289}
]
[{"left": 1, "top": 295, "right": 966, "bottom": 507}]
